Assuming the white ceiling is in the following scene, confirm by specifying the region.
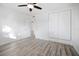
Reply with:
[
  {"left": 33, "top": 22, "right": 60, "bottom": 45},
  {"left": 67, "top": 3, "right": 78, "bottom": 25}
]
[{"left": 0, "top": 3, "right": 78, "bottom": 15}]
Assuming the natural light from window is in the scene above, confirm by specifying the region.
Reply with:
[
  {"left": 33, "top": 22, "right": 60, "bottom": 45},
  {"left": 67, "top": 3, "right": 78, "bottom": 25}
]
[
  {"left": 2, "top": 25, "right": 16, "bottom": 39},
  {"left": 2, "top": 25, "right": 12, "bottom": 33},
  {"left": 8, "top": 33, "right": 16, "bottom": 39}
]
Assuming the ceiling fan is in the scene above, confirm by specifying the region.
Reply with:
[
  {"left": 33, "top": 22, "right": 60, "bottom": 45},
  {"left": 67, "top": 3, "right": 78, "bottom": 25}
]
[{"left": 18, "top": 3, "right": 42, "bottom": 12}]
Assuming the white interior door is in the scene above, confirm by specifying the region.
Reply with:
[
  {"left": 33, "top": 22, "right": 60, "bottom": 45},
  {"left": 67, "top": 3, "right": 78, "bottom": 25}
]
[{"left": 49, "top": 10, "right": 71, "bottom": 40}]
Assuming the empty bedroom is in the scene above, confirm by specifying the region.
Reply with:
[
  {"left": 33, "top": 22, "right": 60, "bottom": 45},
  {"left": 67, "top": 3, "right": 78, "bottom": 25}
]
[{"left": 0, "top": 3, "right": 79, "bottom": 56}]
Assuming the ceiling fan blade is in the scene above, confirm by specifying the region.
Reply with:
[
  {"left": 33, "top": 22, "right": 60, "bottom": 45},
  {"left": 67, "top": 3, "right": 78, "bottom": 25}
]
[
  {"left": 32, "top": 3, "right": 37, "bottom": 4},
  {"left": 34, "top": 5, "right": 42, "bottom": 10},
  {"left": 18, "top": 5, "right": 27, "bottom": 7}
]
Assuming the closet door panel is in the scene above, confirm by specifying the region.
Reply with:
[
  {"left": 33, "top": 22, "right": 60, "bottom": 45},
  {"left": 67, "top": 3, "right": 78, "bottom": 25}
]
[{"left": 49, "top": 10, "right": 71, "bottom": 40}]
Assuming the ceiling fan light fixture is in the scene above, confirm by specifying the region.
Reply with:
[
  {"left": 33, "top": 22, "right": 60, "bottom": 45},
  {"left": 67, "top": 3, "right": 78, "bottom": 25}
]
[{"left": 27, "top": 4, "right": 33, "bottom": 8}]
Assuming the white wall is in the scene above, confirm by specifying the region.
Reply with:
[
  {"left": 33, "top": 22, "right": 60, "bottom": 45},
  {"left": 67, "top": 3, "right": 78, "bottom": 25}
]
[
  {"left": 71, "top": 5, "right": 79, "bottom": 54},
  {"left": 0, "top": 5, "right": 31, "bottom": 45},
  {"left": 33, "top": 12, "right": 49, "bottom": 39}
]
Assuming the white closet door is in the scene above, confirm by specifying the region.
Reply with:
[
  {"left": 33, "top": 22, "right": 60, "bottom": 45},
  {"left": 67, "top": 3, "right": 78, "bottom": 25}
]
[{"left": 49, "top": 10, "right": 71, "bottom": 40}]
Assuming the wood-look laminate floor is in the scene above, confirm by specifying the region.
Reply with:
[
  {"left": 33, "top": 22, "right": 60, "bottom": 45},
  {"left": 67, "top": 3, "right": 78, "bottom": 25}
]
[{"left": 0, "top": 38, "right": 78, "bottom": 56}]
